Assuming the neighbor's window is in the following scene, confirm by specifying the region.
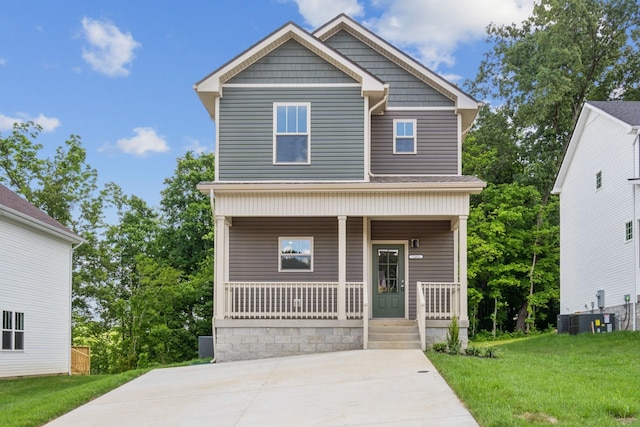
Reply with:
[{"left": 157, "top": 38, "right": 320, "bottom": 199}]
[
  {"left": 274, "top": 103, "right": 310, "bottom": 164},
  {"left": 2, "top": 311, "right": 24, "bottom": 351},
  {"left": 626, "top": 221, "right": 633, "bottom": 241},
  {"left": 596, "top": 171, "right": 602, "bottom": 190},
  {"left": 279, "top": 237, "right": 313, "bottom": 272},
  {"left": 393, "top": 119, "right": 417, "bottom": 154}
]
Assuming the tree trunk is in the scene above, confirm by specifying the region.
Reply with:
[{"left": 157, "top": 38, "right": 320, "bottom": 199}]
[
  {"left": 492, "top": 297, "right": 498, "bottom": 338},
  {"left": 515, "top": 302, "right": 529, "bottom": 332}
]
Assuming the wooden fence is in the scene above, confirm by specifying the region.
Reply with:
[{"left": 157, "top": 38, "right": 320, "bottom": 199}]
[{"left": 71, "top": 346, "right": 91, "bottom": 375}]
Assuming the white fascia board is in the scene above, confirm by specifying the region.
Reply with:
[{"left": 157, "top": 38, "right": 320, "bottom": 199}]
[
  {"left": 314, "top": 15, "right": 478, "bottom": 111},
  {"left": 194, "top": 23, "right": 385, "bottom": 115},
  {"left": 197, "top": 180, "right": 486, "bottom": 195},
  {"left": 552, "top": 106, "right": 591, "bottom": 194},
  {"left": 0, "top": 205, "right": 82, "bottom": 244}
]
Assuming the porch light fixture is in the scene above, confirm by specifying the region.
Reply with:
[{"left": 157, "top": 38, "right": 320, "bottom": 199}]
[{"left": 411, "top": 239, "right": 419, "bottom": 248}]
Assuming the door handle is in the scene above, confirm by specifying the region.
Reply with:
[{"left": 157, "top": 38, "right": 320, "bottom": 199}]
[{"left": 401, "top": 280, "right": 405, "bottom": 292}]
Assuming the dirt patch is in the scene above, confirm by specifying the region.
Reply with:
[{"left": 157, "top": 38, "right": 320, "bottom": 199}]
[{"left": 517, "top": 412, "right": 558, "bottom": 424}]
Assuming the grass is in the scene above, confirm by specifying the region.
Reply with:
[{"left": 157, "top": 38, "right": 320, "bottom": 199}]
[
  {"left": 0, "top": 369, "right": 150, "bottom": 427},
  {"left": 428, "top": 332, "right": 640, "bottom": 426}
]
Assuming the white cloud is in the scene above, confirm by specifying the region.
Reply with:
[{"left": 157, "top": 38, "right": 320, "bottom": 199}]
[
  {"left": 183, "top": 137, "right": 210, "bottom": 154},
  {"left": 80, "top": 17, "right": 141, "bottom": 77},
  {"left": 0, "top": 113, "right": 60, "bottom": 132},
  {"left": 117, "top": 127, "right": 169, "bottom": 156},
  {"left": 287, "top": 0, "right": 365, "bottom": 27},
  {"left": 0, "top": 58, "right": 6, "bottom": 66},
  {"left": 365, "top": 0, "right": 535, "bottom": 69}
]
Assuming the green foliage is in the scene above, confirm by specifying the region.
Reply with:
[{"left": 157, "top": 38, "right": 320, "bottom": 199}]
[
  {"left": 431, "top": 342, "right": 447, "bottom": 353},
  {"left": 429, "top": 332, "right": 640, "bottom": 426},
  {"left": 446, "top": 317, "right": 462, "bottom": 355}
]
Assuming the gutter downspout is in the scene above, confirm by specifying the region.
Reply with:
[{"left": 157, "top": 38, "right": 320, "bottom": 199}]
[
  {"left": 634, "top": 132, "right": 639, "bottom": 331},
  {"left": 367, "top": 85, "right": 389, "bottom": 179}
]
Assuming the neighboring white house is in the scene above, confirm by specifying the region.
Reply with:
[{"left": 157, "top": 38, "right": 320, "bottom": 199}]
[
  {"left": 552, "top": 101, "right": 640, "bottom": 331},
  {"left": 0, "top": 183, "right": 82, "bottom": 377}
]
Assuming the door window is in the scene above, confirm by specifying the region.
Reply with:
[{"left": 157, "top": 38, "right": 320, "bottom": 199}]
[{"left": 377, "top": 249, "right": 399, "bottom": 294}]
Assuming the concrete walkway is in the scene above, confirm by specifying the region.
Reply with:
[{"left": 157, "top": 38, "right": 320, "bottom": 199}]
[{"left": 46, "top": 350, "right": 478, "bottom": 427}]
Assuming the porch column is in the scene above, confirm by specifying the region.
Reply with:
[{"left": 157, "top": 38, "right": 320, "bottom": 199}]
[
  {"left": 214, "top": 215, "right": 228, "bottom": 320},
  {"left": 459, "top": 215, "right": 469, "bottom": 322},
  {"left": 338, "top": 215, "right": 347, "bottom": 320}
]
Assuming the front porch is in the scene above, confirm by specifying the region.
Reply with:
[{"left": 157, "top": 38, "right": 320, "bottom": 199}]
[{"left": 213, "top": 281, "right": 464, "bottom": 361}]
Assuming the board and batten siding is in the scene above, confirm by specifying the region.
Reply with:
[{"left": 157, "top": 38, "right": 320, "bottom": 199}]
[
  {"left": 218, "top": 86, "right": 365, "bottom": 181},
  {"left": 324, "top": 30, "right": 454, "bottom": 108},
  {"left": 228, "top": 217, "right": 363, "bottom": 282},
  {"left": 371, "top": 220, "right": 454, "bottom": 319},
  {"left": 0, "top": 217, "right": 71, "bottom": 377},
  {"left": 559, "top": 112, "right": 637, "bottom": 315},
  {"left": 371, "top": 110, "right": 458, "bottom": 175},
  {"left": 227, "top": 39, "right": 356, "bottom": 84}
]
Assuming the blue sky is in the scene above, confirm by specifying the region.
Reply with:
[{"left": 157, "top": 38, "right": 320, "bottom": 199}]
[{"left": 0, "top": 0, "right": 534, "bottom": 212}]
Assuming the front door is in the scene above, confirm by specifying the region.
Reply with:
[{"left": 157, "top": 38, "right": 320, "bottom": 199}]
[{"left": 372, "top": 244, "right": 405, "bottom": 318}]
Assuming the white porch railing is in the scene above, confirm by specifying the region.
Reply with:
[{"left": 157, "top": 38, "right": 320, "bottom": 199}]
[
  {"left": 418, "top": 282, "right": 460, "bottom": 320},
  {"left": 224, "top": 282, "right": 364, "bottom": 319},
  {"left": 416, "top": 284, "right": 426, "bottom": 351}
]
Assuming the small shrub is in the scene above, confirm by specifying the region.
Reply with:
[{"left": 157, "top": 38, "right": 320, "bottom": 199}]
[
  {"left": 446, "top": 316, "right": 462, "bottom": 355},
  {"left": 483, "top": 346, "right": 498, "bottom": 358},
  {"left": 465, "top": 345, "right": 483, "bottom": 357},
  {"left": 432, "top": 342, "right": 447, "bottom": 353}
]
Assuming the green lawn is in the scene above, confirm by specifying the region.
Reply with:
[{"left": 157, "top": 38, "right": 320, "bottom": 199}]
[
  {"left": 0, "top": 369, "right": 149, "bottom": 427},
  {"left": 429, "top": 332, "right": 640, "bottom": 426}
]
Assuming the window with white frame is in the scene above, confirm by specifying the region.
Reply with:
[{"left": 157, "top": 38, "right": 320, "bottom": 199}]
[
  {"left": 393, "top": 119, "right": 417, "bottom": 154},
  {"left": 279, "top": 237, "right": 313, "bottom": 272},
  {"left": 626, "top": 221, "right": 633, "bottom": 241},
  {"left": 596, "top": 171, "right": 602, "bottom": 190},
  {"left": 274, "top": 103, "right": 310, "bottom": 164},
  {"left": 2, "top": 311, "right": 24, "bottom": 351}
]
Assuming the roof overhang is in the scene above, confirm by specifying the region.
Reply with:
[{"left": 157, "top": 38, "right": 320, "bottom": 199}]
[
  {"left": 194, "top": 22, "right": 386, "bottom": 121},
  {"left": 197, "top": 180, "right": 486, "bottom": 196},
  {"left": 0, "top": 204, "right": 82, "bottom": 244}
]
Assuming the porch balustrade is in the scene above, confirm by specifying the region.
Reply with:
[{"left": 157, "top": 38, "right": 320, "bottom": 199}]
[
  {"left": 418, "top": 282, "right": 461, "bottom": 320},
  {"left": 223, "top": 282, "right": 365, "bottom": 319}
]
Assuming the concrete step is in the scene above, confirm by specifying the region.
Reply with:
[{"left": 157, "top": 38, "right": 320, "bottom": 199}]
[
  {"left": 367, "top": 319, "right": 422, "bottom": 350},
  {"left": 368, "top": 340, "right": 422, "bottom": 350}
]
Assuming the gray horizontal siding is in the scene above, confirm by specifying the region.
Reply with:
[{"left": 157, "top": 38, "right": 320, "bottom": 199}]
[
  {"left": 371, "top": 220, "right": 454, "bottom": 319},
  {"left": 219, "top": 86, "right": 365, "bottom": 181},
  {"left": 228, "top": 40, "right": 356, "bottom": 84},
  {"left": 229, "top": 217, "right": 363, "bottom": 282},
  {"left": 324, "top": 30, "right": 454, "bottom": 107},
  {"left": 371, "top": 110, "right": 458, "bottom": 175}
]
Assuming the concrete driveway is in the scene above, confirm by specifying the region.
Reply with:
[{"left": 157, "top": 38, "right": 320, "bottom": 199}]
[{"left": 46, "top": 350, "right": 478, "bottom": 427}]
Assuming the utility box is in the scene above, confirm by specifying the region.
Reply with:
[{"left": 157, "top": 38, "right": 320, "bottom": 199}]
[
  {"left": 568, "top": 313, "right": 615, "bottom": 335},
  {"left": 557, "top": 315, "right": 571, "bottom": 333},
  {"left": 596, "top": 289, "right": 605, "bottom": 309},
  {"left": 198, "top": 336, "right": 214, "bottom": 359}
]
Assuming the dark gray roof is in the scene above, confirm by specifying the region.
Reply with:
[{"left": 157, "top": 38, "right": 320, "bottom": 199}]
[
  {"left": 370, "top": 175, "right": 485, "bottom": 184},
  {"left": 0, "top": 183, "right": 78, "bottom": 239},
  {"left": 587, "top": 101, "right": 640, "bottom": 126}
]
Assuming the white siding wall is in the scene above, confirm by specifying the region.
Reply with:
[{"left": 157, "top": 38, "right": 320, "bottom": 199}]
[
  {"left": 0, "top": 216, "right": 72, "bottom": 377},
  {"left": 559, "top": 112, "right": 637, "bottom": 315}
]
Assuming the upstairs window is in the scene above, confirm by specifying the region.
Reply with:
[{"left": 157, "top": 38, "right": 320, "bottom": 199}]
[
  {"left": 274, "top": 103, "right": 310, "bottom": 164},
  {"left": 626, "top": 221, "right": 633, "bottom": 241},
  {"left": 279, "top": 237, "right": 313, "bottom": 272},
  {"left": 393, "top": 119, "right": 417, "bottom": 154},
  {"left": 2, "top": 311, "right": 24, "bottom": 351},
  {"left": 596, "top": 171, "right": 602, "bottom": 190}
]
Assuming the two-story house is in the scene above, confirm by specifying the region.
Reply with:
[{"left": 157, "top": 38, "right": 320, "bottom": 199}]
[
  {"left": 195, "top": 14, "right": 485, "bottom": 362},
  {"left": 0, "top": 183, "right": 82, "bottom": 377},
  {"left": 553, "top": 101, "right": 640, "bottom": 332}
]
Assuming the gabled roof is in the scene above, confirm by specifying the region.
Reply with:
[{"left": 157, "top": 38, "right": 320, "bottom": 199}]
[
  {"left": 313, "top": 14, "right": 480, "bottom": 132},
  {"left": 552, "top": 101, "right": 640, "bottom": 194},
  {"left": 194, "top": 21, "right": 387, "bottom": 121},
  {"left": 0, "top": 183, "right": 81, "bottom": 243}
]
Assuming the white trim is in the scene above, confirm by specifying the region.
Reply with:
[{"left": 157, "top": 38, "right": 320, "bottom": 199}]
[
  {"left": 278, "top": 236, "right": 314, "bottom": 272},
  {"left": 273, "top": 102, "right": 311, "bottom": 165},
  {"left": 223, "top": 83, "right": 361, "bottom": 88},
  {"left": 371, "top": 240, "right": 409, "bottom": 319},
  {"left": 386, "top": 106, "right": 456, "bottom": 111},
  {"left": 393, "top": 119, "right": 417, "bottom": 155}
]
